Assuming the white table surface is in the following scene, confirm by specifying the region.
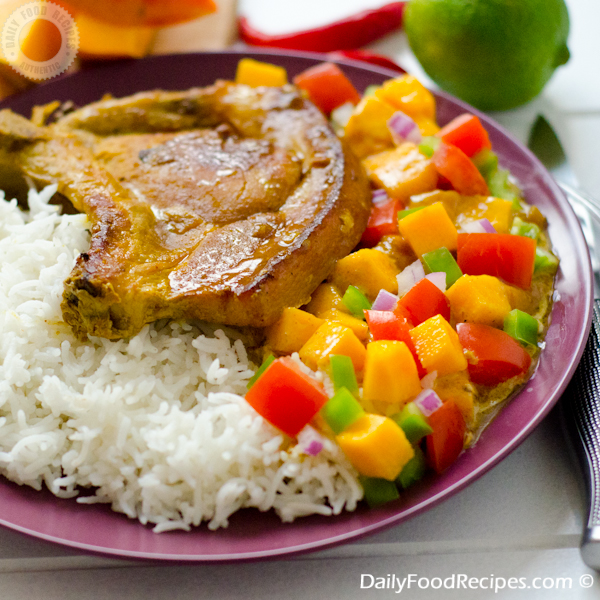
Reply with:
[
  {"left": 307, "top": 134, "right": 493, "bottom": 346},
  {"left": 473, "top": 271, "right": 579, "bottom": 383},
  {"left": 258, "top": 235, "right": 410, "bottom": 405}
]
[{"left": 2, "top": 0, "right": 600, "bottom": 597}]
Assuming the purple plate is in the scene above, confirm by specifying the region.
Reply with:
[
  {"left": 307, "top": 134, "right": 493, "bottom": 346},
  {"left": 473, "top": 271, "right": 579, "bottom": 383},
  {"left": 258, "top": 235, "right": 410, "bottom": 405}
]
[{"left": 0, "top": 50, "right": 593, "bottom": 562}]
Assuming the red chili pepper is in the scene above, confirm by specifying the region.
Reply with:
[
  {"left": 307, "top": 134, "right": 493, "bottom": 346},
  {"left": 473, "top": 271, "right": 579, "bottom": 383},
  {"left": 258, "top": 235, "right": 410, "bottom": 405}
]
[
  {"left": 293, "top": 62, "right": 361, "bottom": 114},
  {"left": 360, "top": 198, "right": 403, "bottom": 247},
  {"left": 432, "top": 141, "right": 490, "bottom": 196},
  {"left": 245, "top": 357, "right": 329, "bottom": 437},
  {"left": 397, "top": 278, "right": 451, "bottom": 326},
  {"left": 425, "top": 400, "right": 466, "bottom": 473},
  {"left": 456, "top": 322, "right": 532, "bottom": 386},
  {"left": 238, "top": 2, "right": 406, "bottom": 53},
  {"left": 328, "top": 50, "right": 406, "bottom": 74},
  {"left": 436, "top": 114, "right": 492, "bottom": 158},
  {"left": 457, "top": 233, "right": 536, "bottom": 289}
]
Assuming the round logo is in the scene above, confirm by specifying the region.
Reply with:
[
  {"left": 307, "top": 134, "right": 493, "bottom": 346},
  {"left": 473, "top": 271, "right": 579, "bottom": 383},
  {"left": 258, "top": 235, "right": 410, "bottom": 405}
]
[{"left": 1, "top": 1, "right": 79, "bottom": 81}]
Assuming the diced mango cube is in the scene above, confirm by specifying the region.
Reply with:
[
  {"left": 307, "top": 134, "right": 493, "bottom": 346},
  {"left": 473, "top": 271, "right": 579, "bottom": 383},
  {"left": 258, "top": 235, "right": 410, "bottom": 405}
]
[
  {"left": 415, "top": 116, "right": 440, "bottom": 136},
  {"left": 235, "top": 58, "right": 288, "bottom": 87},
  {"left": 299, "top": 322, "right": 366, "bottom": 373},
  {"left": 330, "top": 248, "right": 399, "bottom": 300},
  {"left": 362, "top": 142, "right": 438, "bottom": 202},
  {"left": 363, "top": 341, "right": 422, "bottom": 405},
  {"left": 76, "top": 13, "right": 155, "bottom": 59},
  {"left": 409, "top": 314, "right": 467, "bottom": 376},
  {"left": 409, "top": 190, "right": 462, "bottom": 221},
  {"left": 343, "top": 96, "right": 396, "bottom": 159},
  {"left": 336, "top": 414, "right": 415, "bottom": 480},
  {"left": 265, "top": 308, "right": 324, "bottom": 354},
  {"left": 433, "top": 371, "right": 475, "bottom": 425},
  {"left": 320, "top": 309, "right": 369, "bottom": 342},
  {"left": 374, "top": 75, "right": 436, "bottom": 121},
  {"left": 446, "top": 275, "right": 512, "bottom": 328},
  {"left": 398, "top": 202, "right": 458, "bottom": 256},
  {"left": 304, "top": 283, "right": 349, "bottom": 317}
]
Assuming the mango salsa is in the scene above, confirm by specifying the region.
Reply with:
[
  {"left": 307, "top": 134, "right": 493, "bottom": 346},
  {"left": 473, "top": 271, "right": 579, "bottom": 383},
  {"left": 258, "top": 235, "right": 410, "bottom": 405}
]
[{"left": 235, "top": 61, "right": 559, "bottom": 510}]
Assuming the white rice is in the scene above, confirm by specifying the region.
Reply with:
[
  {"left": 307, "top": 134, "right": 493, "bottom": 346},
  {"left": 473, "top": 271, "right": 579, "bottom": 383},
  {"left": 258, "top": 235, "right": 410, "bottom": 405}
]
[{"left": 0, "top": 186, "right": 362, "bottom": 531}]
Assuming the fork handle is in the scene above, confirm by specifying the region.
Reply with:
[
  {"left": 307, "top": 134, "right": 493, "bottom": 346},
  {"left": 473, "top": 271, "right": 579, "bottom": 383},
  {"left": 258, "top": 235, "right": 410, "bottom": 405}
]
[{"left": 564, "top": 299, "right": 600, "bottom": 569}]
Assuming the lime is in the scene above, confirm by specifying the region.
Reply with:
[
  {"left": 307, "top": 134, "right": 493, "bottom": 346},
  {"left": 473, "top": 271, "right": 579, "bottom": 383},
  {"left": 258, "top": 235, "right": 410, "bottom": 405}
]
[{"left": 404, "top": 0, "right": 570, "bottom": 111}]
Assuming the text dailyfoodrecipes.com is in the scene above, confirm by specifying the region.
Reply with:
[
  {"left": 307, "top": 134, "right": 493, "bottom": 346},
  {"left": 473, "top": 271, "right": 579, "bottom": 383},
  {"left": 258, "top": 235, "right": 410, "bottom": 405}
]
[{"left": 359, "top": 572, "right": 596, "bottom": 594}]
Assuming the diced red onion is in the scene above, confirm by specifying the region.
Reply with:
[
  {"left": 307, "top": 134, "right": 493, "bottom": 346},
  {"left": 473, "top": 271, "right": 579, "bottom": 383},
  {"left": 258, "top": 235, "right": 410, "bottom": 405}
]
[
  {"left": 397, "top": 260, "right": 425, "bottom": 296},
  {"left": 371, "top": 289, "right": 399, "bottom": 311},
  {"left": 330, "top": 102, "right": 354, "bottom": 129},
  {"left": 371, "top": 189, "right": 388, "bottom": 205},
  {"left": 414, "top": 389, "right": 443, "bottom": 417},
  {"left": 425, "top": 272, "right": 447, "bottom": 293},
  {"left": 420, "top": 370, "right": 438, "bottom": 389},
  {"left": 461, "top": 218, "right": 497, "bottom": 234},
  {"left": 297, "top": 425, "right": 325, "bottom": 456},
  {"left": 388, "top": 111, "right": 422, "bottom": 145}
]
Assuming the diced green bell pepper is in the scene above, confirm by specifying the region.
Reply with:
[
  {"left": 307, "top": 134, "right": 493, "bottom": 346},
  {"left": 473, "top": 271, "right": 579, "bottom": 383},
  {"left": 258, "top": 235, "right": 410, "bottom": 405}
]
[
  {"left": 504, "top": 309, "right": 539, "bottom": 346},
  {"left": 534, "top": 247, "right": 559, "bottom": 273},
  {"left": 472, "top": 148, "right": 499, "bottom": 180},
  {"left": 321, "top": 386, "right": 365, "bottom": 435},
  {"left": 360, "top": 476, "right": 400, "bottom": 508},
  {"left": 510, "top": 216, "right": 540, "bottom": 240},
  {"left": 329, "top": 354, "right": 359, "bottom": 396},
  {"left": 391, "top": 402, "right": 433, "bottom": 445},
  {"left": 398, "top": 206, "right": 427, "bottom": 219},
  {"left": 342, "top": 285, "right": 371, "bottom": 319},
  {"left": 418, "top": 135, "right": 441, "bottom": 158},
  {"left": 247, "top": 354, "right": 275, "bottom": 389},
  {"left": 421, "top": 247, "right": 463, "bottom": 288},
  {"left": 363, "top": 85, "right": 380, "bottom": 97},
  {"left": 396, "top": 446, "right": 428, "bottom": 490},
  {"left": 487, "top": 168, "right": 522, "bottom": 206}
]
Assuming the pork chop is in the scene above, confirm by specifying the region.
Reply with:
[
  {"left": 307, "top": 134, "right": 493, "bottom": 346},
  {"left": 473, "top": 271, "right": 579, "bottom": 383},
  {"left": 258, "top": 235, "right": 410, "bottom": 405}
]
[{"left": 0, "top": 82, "right": 371, "bottom": 339}]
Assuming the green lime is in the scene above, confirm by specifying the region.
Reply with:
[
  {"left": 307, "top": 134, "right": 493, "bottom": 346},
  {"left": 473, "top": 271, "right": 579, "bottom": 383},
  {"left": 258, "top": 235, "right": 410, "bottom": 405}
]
[{"left": 404, "top": 0, "right": 570, "bottom": 111}]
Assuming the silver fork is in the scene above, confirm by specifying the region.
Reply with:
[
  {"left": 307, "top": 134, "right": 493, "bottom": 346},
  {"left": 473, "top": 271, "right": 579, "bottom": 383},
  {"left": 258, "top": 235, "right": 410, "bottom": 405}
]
[{"left": 558, "top": 182, "right": 600, "bottom": 570}]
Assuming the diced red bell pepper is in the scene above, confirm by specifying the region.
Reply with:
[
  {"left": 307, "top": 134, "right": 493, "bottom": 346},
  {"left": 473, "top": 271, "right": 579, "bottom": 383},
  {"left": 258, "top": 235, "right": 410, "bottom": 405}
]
[
  {"left": 456, "top": 322, "right": 532, "bottom": 386},
  {"left": 245, "top": 357, "right": 328, "bottom": 437},
  {"left": 361, "top": 198, "right": 403, "bottom": 247},
  {"left": 366, "top": 308, "right": 426, "bottom": 377},
  {"left": 397, "top": 277, "right": 451, "bottom": 326},
  {"left": 293, "top": 62, "right": 361, "bottom": 114},
  {"left": 432, "top": 141, "right": 490, "bottom": 196},
  {"left": 436, "top": 114, "right": 492, "bottom": 158},
  {"left": 457, "top": 233, "right": 536, "bottom": 289},
  {"left": 425, "top": 400, "right": 466, "bottom": 473}
]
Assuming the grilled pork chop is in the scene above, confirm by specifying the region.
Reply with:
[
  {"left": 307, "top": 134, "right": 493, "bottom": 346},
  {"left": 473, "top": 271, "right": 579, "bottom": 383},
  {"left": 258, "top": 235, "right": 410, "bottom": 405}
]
[{"left": 0, "top": 82, "right": 371, "bottom": 339}]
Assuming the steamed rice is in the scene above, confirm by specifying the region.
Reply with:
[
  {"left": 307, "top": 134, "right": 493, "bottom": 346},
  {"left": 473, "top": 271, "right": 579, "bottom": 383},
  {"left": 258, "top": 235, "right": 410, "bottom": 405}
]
[{"left": 0, "top": 186, "right": 362, "bottom": 531}]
